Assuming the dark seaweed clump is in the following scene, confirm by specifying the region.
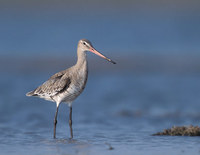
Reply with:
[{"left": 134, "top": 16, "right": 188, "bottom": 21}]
[{"left": 153, "top": 125, "right": 200, "bottom": 136}]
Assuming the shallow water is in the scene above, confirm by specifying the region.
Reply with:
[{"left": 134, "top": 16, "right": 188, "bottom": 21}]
[
  {"left": 1, "top": 72, "right": 200, "bottom": 155},
  {"left": 0, "top": 1, "right": 200, "bottom": 154}
]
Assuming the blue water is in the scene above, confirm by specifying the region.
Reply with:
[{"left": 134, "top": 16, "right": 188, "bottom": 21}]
[
  {"left": 1, "top": 71, "right": 200, "bottom": 155},
  {"left": 0, "top": 2, "right": 199, "bottom": 57},
  {"left": 0, "top": 1, "right": 200, "bottom": 154}
]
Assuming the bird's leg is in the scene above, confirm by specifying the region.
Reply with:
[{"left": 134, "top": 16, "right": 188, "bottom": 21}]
[
  {"left": 69, "top": 106, "right": 73, "bottom": 139},
  {"left": 54, "top": 105, "right": 59, "bottom": 139}
]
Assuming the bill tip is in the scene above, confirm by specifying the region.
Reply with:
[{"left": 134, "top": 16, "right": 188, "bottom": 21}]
[
  {"left": 112, "top": 61, "right": 116, "bottom": 64},
  {"left": 108, "top": 59, "right": 116, "bottom": 64}
]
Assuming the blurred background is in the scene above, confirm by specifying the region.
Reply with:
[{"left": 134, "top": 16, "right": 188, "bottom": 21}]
[
  {"left": 0, "top": 0, "right": 200, "bottom": 73},
  {"left": 1, "top": 0, "right": 200, "bottom": 154}
]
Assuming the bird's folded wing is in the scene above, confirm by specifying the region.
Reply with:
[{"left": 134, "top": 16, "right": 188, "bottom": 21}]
[{"left": 33, "top": 76, "right": 71, "bottom": 97}]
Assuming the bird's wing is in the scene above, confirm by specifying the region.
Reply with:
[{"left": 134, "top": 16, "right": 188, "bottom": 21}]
[{"left": 29, "top": 72, "right": 71, "bottom": 97}]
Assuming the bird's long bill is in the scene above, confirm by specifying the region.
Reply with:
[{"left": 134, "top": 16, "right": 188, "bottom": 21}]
[{"left": 89, "top": 48, "right": 116, "bottom": 64}]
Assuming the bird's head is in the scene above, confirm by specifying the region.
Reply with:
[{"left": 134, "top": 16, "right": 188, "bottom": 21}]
[{"left": 78, "top": 39, "right": 116, "bottom": 64}]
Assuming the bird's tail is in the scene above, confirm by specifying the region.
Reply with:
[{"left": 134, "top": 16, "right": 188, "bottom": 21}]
[{"left": 26, "top": 91, "right": 37, "bottom": 96}]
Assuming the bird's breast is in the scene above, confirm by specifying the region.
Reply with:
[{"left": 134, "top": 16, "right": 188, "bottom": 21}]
[
  {"left": 71, "top": 65, "right": 88, "bottom": 93},
  {"left": 58, "top": 63, "right": 88, "bottom": 103}
]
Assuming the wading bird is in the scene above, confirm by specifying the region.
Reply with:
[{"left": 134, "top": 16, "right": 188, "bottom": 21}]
[{"left": 26, "top": 39, "right": 116, "bottom": 139}]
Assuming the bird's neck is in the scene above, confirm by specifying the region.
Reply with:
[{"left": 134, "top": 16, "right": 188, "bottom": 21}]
[{"left": 76, "top": 49, "right": 87, "bottom": 68}]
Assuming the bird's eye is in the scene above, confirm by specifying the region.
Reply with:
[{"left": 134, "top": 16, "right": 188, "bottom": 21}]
[{"left": 83, "top": 42, "right": 86, "bottom": 45}]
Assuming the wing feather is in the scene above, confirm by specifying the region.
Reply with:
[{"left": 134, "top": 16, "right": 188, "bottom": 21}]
[{"left": 27, "top": 72, "right": 71, "bottom": 97}]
